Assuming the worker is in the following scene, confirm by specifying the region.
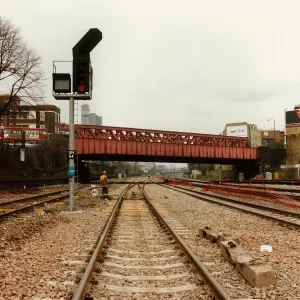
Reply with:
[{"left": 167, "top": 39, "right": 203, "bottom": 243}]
[{"left": 100, "top": 170, "right": 109, "bottom": 199}]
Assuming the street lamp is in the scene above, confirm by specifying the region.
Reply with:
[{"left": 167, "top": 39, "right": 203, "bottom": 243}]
[
  {"left": 267, "top": 119, "right": 276, "bottom": 147},
  {"left": 284, "top": 109, "right": 287, "bottom": 147}
]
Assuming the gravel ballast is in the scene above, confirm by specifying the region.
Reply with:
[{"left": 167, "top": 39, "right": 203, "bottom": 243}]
[
  {"left": 145, "top": 183, "right": 300, "bottom": 300},
  {"left": 1, "top": 181, "right": 299, "bottom": 299},
  {"left": 89, "top": 186, "right": 216, "bottom": 300},
  {"left": 0, "top": 185, "right": 69, "bottom": 204},
  {"left": 0, "top": 184, "right": 125, "bottom": 300}
]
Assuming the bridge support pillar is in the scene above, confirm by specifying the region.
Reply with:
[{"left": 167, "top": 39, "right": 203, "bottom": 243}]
[
  {"left": 78, "top": 158, "right": 90, "bottom": 183},
  {"left": 235, "top": 161, "right": 259, "bottom": 180}
]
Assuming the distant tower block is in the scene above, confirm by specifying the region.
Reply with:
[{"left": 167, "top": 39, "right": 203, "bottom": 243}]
[
  {"left": 81, "top": 104, "right": 90, "bottom": 125},
  {"left": 81, "top": 103, "right": 102, "bottom": 125}
]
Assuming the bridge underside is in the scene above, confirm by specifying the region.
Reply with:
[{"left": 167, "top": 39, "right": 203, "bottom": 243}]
[
  {"left": 78, "top": 153, "right": 258, "bottom": 165},
  {"left": 77, "top": 154, "right": 259, "bottom": 182}
]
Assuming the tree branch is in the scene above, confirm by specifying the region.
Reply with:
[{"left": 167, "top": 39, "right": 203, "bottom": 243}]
[{"left": 0, "top": 17, "right": 44, "bottom": 116}]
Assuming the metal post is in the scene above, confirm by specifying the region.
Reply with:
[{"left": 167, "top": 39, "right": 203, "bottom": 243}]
[
  {"left": 69, "top": 97, "right": 75, "bottom": 211},
  {"left": 284, "top": 109, "right": 287, "bottom": 147},
  {"left": 273, "top": 120, "right": 275, "bottom": 146},
  {"left": 267, "top": 119, "right": 275, "bottom": 147}
]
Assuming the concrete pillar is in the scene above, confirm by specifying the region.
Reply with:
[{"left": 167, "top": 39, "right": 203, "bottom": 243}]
[
  {"left": 235, "top": 161, "right": 259, "bottom": 180},
  {"left": 78, "top": 158, "right": 89, "bottom": 183}
]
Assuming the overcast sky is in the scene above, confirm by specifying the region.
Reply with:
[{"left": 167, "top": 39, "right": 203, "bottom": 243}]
[{"left": 2, "top": 0, "right": 300, "bottom": 134}]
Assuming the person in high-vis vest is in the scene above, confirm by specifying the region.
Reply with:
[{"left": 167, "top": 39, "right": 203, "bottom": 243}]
[{"left": 100, "top": 170, "right": 108, "bottom": 199}]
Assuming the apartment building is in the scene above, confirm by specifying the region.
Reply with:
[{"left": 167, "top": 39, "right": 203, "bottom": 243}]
[{"left": 0, "top": 94, "right": 60, "bottom": 134}]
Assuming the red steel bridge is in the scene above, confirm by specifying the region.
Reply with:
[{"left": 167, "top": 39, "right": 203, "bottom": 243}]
[{"left": 75, "top": 125, "right": 258, "bottom": 165}]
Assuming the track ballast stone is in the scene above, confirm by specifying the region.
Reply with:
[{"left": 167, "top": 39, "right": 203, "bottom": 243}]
[{"left": 145, "top": 183, "right": 300, "bottom": 300}]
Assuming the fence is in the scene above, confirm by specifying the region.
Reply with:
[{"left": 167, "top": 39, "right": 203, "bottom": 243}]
[
  {"left": 203, "top": 182, "right": 300, "bottom": 209},
  {"left": 168, "top": 178, "right": 194, "bottom": 188}
]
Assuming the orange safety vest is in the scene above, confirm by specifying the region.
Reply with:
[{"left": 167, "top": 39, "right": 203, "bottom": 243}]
[{"left": 100, "top": 175, "right": 107, "bottom": 182}]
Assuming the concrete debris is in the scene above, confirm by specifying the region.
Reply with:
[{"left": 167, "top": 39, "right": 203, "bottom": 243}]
[
  {"left": 200, "top": 227, "right": 276, "bottom": 288},
  {"left": 260, "top": 245, "right": 273, "bottom": 253}
]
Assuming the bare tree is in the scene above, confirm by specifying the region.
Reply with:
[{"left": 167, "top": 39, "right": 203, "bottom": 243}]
[{"left": 0, "top": 17, "right": 43, "bottom": 116}]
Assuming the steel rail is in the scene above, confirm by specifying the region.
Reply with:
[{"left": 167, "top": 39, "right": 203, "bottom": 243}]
[
  {"left": 199, "top": 184, "right": 300, "bottom": 200},
  {"left": 162, "top": 183, "right": 300, "bottom": 219},
  {"left": 0, "top": 186, "right": 85, "bottom": 218},
  {"left": 188, "top": 180, "right": 300, "bottom": 199},
  {"left": 0, "top": 179, "right": 69, "bottom": 189},
  {"left": 0, "top": 189, "right": 69, "bottom": 206},
  {"left": 71, "top": 182, "right": 136, "bottom": 300},
  {"left": 188, "top": 178, "right": 300, "bottom": 186},
  {"left": 141, "top": 184, "right": 231, "bottom": 300},
  {"left": 0, "top": 192, "right": 69, "bottom": 218},
  {"left": 159, "top": 184, "right": 300, "bottom": 228}
]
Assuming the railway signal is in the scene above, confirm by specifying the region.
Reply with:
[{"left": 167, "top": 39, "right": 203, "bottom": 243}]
[
  {"left": 52, "top": 28, "right": 102, "bottom": 211},
  {"left": 72, "top": 28, "right": 102, "bottom": 97},
  {"left": 52, "top": 28, "right": 102, "bottom": 100},
  {"left": 73, "top": 59, "right": 90, "bottom": 94}
]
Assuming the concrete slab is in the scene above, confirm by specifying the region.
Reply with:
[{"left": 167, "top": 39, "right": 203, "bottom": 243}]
[
  {"left": 200, "top": 227, "right": 276, "bottom": 288},
  {"left": 237, "top": 263, "right": 276, "bottom": 288},
  {"left": 217, "top": 233, "right": 240, "bottom": 247},
  {"left": 220, "top": 240, "right": 276, "bottom": 287},
  {"left": 235, "top": 254, "right": 255, "bottom": 265},
  {"left": 62, "top": 260, "right": 87, "bottom": 266},
  {"left": 220, "top": 240, "right": 254, "bottom": 265},
  {"left": 58, "top": 210, "right": 84, "bottom": 215},
  {"left": 198, "top": 227, "right": 219, "bottom": 242}
]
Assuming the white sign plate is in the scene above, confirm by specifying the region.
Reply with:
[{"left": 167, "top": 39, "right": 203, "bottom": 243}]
[
  {"left": 91, "top": 188, "right": 99, "bottom": 197},
  {"left": 69, "top": 150, "right": 75, "bottom": 159},
  {"left": 226, "top": 125, "right": 248, "bottom": 137}
]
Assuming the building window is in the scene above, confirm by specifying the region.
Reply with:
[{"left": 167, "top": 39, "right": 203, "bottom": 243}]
[
  {"left": 40, "top": 111, "right": 45, "bottom": 121},
  {"left": 40, "top": 125, "right": 45, "bottom": 129},
  {"left": 19, "top": 112, "right": 29, "bottom": 119},
  {"left": 18, "top": 111, "right": 36, "bottom": 119},
  {"left": 29, "top": 111, "right": 36, "bottom": 119}
]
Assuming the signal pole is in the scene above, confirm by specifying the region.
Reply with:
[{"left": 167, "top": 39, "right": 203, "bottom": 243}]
[
  {"left": 52, "top": 28, "right": 102, "bottom": 211},
  {"left": 69, "top": 96, "right": 75, "bottom": 210}
]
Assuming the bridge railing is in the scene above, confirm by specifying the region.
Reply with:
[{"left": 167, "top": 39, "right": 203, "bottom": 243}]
[{"left": 75, "top": 125, "right": 251, "bottom": 148}]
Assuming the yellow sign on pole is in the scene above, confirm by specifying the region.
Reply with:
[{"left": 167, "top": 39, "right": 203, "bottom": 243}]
[{"left": 20, "top": 148, "right": 25, "bottom": 162}]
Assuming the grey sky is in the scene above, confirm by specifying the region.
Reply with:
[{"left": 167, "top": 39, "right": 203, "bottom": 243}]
[{"left": 2, "top": 0, "right": 300, "bottom": 133}]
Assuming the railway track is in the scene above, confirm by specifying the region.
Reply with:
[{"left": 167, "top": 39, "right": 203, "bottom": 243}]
[
  {"left": 159, "top": 183, "right": 300, "bottom": 228},
  {"left": 188, "top": 180, "right": 300, "bottom": 200},
  {"left": 0, "top": 178, "right": 69, "bottom": 190},
  {"left": 71, "top": 181, "right": 231, "bottom": 300},
  {"left": 0, "top": 188, "right": 70, "bottom": 218}
]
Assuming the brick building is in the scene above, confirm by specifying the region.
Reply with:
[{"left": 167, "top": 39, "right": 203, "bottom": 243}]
[
  {"left": 0, "top": 95, "right": 21, "bottom": 125},
  {"left": 59, "top": 122, "right": 69, "bottom": 135},
  {"left": 260, "top": 130, "right": 284, "bottom": 147},
  {"left": 285, "top": 105, "right": 300, "bottom": 164},
  {"left": 0, "top": 94, "right": 60, "bottom": 134}
]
